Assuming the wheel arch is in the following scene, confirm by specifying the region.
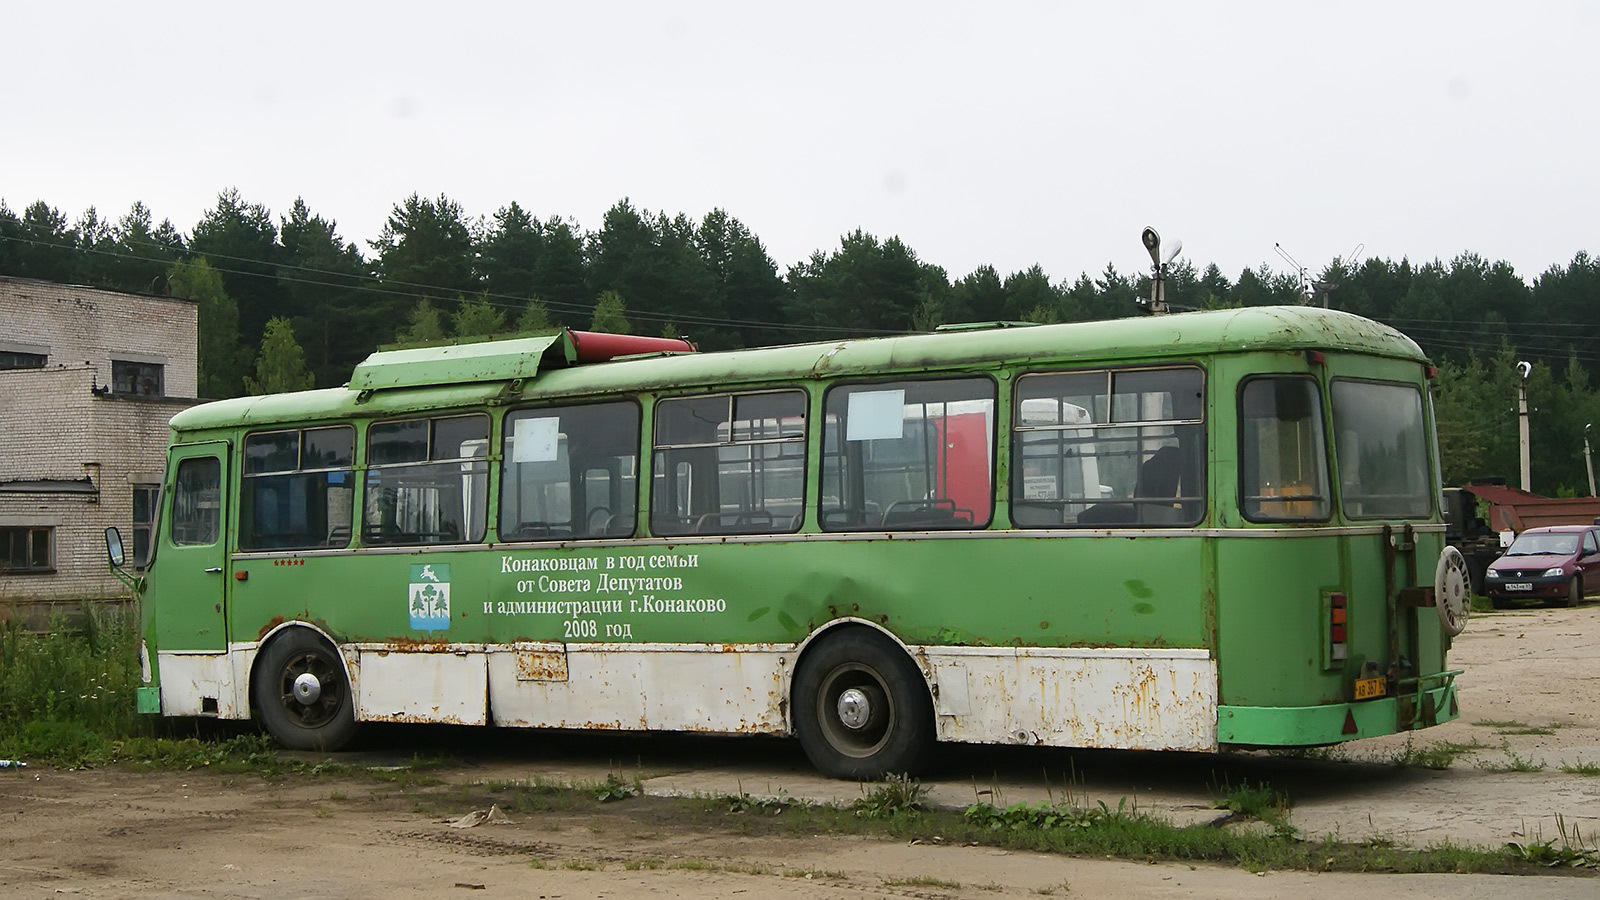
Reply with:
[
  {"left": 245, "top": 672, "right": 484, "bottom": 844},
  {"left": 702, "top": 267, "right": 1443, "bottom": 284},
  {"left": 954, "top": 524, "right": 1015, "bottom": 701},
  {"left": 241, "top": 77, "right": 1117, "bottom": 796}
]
[
  {"left": 789, "top": 617, "right": 935, "bottom": 728},
  {"left": 249, "top": 621, "right": 356, "bottom": 715}
]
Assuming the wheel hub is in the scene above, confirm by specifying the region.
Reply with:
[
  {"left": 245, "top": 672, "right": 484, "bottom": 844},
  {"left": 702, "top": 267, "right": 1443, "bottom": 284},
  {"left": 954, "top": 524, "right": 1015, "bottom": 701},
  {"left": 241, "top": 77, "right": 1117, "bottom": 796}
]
[
  {"left": 836, "top": 687, "right": 872, "bottom": 730},
  {"left": 292, "top": 672, "right": 323, "bottom": 706}
]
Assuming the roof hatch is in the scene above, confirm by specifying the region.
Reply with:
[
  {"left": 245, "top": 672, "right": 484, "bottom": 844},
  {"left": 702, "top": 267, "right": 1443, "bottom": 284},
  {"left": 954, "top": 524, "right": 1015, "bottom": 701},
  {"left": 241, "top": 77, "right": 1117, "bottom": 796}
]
[{"left": 348, "top": 330, "right": 696, "bottom": 392}]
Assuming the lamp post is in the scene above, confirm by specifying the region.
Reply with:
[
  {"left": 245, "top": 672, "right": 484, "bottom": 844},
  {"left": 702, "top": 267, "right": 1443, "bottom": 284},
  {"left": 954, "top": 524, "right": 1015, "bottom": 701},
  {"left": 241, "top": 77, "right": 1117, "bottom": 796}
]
[{"left": 1516, "top": 361, "right": 1532, "bottom": 492}]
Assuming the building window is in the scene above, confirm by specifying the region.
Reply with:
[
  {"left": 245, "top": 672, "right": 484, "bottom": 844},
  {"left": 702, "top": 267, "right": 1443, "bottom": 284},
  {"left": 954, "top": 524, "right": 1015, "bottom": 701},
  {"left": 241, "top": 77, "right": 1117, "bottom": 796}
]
[
  {"left": 113, "top": 360, "right": 164, "bottom": 397},
  {"left": 0, "top": 350, "right": 46, "bottom": 370},
  {"left": 0, "top": 526, "right": 54, "bottom": 573},
  {"left": 132, "top": 484, "right": 160, "bottom": 566}
]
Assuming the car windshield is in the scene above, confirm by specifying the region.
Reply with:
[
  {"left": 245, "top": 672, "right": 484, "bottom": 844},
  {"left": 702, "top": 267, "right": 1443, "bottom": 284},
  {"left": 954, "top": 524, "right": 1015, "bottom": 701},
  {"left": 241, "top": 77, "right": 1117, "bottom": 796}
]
[{"left": 1505, "top": 532, "right": 1580, "bottom": 556}]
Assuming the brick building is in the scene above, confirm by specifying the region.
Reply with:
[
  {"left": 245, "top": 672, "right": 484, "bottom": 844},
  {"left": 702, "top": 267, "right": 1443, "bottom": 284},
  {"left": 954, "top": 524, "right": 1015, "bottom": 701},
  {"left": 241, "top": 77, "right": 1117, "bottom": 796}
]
[{"left": 0, "top": 276, "right": 199, "bottom": 607}]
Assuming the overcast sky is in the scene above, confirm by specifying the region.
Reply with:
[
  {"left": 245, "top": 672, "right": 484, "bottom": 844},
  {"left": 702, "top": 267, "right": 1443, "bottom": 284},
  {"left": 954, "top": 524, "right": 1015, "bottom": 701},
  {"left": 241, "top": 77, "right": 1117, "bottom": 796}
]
[{"left": 5, "top": 1, "right": 1595, "bottom": 289}]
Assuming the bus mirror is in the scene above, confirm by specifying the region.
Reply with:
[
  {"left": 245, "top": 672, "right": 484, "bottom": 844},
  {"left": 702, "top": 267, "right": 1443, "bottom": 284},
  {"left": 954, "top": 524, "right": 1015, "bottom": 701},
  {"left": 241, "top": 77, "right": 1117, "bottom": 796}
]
[{"left": 105, "top": 527, "right": 126, "bottom": 568}]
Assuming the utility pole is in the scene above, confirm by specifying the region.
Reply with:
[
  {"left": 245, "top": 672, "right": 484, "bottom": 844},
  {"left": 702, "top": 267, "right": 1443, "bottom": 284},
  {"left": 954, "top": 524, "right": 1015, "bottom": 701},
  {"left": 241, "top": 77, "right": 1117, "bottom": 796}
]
[
  {"left": 1585, "top": 424, "right": 1596, "bottom": 497},
  {"left": 1516, "top": 361, "right": 1532, "bottom": 492}
]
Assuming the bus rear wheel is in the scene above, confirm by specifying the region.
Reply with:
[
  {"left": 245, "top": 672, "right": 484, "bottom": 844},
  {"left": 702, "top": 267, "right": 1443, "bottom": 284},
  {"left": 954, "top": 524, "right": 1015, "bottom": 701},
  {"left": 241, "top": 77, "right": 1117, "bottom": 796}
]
[
  {"left": 253, "top": 629, "right": 357, "bottom": 751},
  {"left": 793, "top": 629, "right": 933, "bottom": 780}
]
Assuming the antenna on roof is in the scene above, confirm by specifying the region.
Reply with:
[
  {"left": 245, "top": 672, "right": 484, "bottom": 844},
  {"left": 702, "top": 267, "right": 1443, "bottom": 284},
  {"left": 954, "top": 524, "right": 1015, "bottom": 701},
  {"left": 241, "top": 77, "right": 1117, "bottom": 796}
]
[
  {"left": 1136, "top": 226, "right": 1181, "bottom": 316},
  {"left": 1274, "top": 242, "right": 1312, "bottom": 304}
]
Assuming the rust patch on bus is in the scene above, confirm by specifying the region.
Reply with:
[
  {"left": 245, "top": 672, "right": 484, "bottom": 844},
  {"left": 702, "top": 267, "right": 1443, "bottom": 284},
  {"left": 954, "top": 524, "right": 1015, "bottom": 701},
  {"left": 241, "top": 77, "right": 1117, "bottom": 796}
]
[
  {"left": 515, "top": 648, "right": 568, "bottom": 682},
  {"left": 257, "top": 616, "right": 287, "bottom": 640},
  {"left": 383, "top": 637, "right": 452, "bottom": 651}
]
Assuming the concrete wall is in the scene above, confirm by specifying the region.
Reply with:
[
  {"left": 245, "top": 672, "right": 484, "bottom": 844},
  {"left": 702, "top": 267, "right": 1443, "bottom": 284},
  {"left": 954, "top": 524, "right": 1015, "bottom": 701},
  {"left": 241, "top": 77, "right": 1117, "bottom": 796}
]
[{"left": 0, "top": 277, "right": 200, "bottom": 606}]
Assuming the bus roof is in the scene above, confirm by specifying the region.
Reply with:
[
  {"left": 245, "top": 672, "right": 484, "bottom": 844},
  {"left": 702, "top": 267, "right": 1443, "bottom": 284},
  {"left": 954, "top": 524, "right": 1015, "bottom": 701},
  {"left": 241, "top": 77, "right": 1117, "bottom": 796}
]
[{"left": 170, "top": 305, "right": 1425, "bottom": 434}]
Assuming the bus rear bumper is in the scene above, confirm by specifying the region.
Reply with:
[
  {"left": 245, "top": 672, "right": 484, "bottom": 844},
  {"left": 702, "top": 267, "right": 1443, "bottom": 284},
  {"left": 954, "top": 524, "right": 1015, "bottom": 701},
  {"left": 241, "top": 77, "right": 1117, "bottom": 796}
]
[{"left": 1216, "top": 678, "right": 1460, "bottom": 747}]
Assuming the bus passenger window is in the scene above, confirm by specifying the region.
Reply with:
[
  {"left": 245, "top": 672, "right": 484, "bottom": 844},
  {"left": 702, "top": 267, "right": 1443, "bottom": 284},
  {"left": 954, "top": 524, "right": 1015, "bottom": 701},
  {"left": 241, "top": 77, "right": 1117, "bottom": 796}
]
[
  {"left": 1011, "top": 367, "right": 1204, "bottom": 528},
  {"left": 364, "top": 415, "right": 488, "bottom": 545},
  {"left": 821, "top": 378, "right": 994, "bottom": 532},
  {"left": 1239, "top": 377, "right": 1330, "bottom": 521},
  {"left": 240, "top": 426, "right": 355, "bottom": 550},
  {"left": 501, "top": 402, "right": 640, "bottom": 541},
  {"left": 651, "top": 391, "right": 806, "bottom": 536}
]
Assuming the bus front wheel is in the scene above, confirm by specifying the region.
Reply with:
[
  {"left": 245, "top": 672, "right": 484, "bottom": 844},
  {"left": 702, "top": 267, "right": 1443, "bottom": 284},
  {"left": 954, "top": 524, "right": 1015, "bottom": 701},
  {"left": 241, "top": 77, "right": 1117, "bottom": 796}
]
[
  {"left": 793, "top": 629, "right": 933, "bottom": 779},
  {"left": 253, "top": 629, "right": 357, "bottom": 751}
]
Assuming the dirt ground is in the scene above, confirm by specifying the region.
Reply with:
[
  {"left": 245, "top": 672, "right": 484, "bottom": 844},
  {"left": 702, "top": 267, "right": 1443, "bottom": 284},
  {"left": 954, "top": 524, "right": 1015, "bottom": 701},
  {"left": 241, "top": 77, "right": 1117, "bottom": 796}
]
[{"left": 2, "top": 603, "right": 1597, "bottom": 899}]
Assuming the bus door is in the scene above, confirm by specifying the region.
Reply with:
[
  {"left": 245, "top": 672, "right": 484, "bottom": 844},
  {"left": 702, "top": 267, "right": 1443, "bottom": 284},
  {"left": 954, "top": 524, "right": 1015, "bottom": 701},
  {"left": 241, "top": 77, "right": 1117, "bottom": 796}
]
[{"left": 155, "top": 441, "right": 231, "bottom": 654}]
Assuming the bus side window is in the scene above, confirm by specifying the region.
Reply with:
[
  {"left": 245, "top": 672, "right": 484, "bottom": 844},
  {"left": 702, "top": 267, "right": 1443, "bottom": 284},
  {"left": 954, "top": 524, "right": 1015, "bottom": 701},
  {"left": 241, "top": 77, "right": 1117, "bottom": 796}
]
[
  {"left": 650, "top": 391, "right": 806, "bottom": 536},
  {"left": 820, "top": 377, "right": 995, "bottom": 532},
  {"left": 364, "top": 415, "right": 488, "bottom": 545},
  {"left": 501, "top": 402, "right": 640, "bottom": 541},
  {"left": 240, "top": 426, "right": 355, "bottom": 550},
  {"left": 1012, "top": 367, "right": 1204, "bottom": 528}
]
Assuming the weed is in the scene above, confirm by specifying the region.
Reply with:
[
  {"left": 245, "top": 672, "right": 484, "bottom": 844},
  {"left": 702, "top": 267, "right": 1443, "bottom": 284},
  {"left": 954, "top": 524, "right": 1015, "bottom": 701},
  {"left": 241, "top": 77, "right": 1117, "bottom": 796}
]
[
  {"left": 852, "top": 773, "right": 928, "bottom": 819},
  {"left": 1386, "top": 737, "right": 1489, "bottom": 769},
  {"left": 562, "top": 859, "right": 603, "bottom": 871},
  {"left": 1473, "top": 719, "right": 1527, "bottom": 729},
  {"left": 1504, "top": 815, "right": 1599, "bottom": 869},
  {"left": 723, "top": 788, "right": 808, "bottom": 815},
  {"left": 884, "top": 875, "right": 961, "bottom": 888},
  {"left": 1212, "top": 779, "right": 1288, "bottom": 828},
  {"left": 1558, "top": 759, "right": 1600, "bottom": 776},
  {"left": 591, "top": 772, "right": 638, "bottom": 803},
  {"left": 1478, "top": 750, "right": 1547, "bottom": 773}
]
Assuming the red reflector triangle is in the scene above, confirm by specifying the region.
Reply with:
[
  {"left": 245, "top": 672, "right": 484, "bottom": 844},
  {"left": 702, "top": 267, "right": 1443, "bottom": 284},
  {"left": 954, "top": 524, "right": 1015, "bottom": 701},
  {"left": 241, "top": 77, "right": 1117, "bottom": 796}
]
[{"left": 1341, "top": 709, "right": 1359, "bottom": 735}]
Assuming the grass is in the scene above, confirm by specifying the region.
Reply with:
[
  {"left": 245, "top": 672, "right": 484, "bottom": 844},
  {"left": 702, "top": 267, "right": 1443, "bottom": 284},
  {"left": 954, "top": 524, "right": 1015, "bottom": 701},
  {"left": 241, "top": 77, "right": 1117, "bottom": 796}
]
[
  {"left": 6, "top": 620, "right": 1597, "bottom": 877},
  {"left": 1559, "top": 759, "right": 1600, "bottom": 776},
  {"left": 1384, "top": 737, "right": 1492, "bottom": 770}
]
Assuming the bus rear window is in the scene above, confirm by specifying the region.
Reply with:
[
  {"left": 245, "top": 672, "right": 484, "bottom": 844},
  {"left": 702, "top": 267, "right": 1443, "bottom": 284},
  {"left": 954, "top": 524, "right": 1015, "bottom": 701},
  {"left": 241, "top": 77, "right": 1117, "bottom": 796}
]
[{"left": 1331, "top": 381, "right": 1432, "bottom": 519}]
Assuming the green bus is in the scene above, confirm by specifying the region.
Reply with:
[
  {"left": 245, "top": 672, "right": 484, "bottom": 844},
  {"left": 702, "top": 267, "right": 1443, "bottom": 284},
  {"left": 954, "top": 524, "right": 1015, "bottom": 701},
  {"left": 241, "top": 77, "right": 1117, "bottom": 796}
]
[{"left": 107, "top": 306, "right": 1470, "bottom": 778}]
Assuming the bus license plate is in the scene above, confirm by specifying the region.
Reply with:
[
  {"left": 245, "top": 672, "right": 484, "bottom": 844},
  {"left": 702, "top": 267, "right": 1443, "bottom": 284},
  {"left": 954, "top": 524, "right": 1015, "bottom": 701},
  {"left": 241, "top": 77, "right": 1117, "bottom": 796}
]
[
  {"left": 1506, "top": 583, "right": 1533, "bottom": 592},
  {"left": 1353, "top": 676, "right": 1386, "bottom": 701}
]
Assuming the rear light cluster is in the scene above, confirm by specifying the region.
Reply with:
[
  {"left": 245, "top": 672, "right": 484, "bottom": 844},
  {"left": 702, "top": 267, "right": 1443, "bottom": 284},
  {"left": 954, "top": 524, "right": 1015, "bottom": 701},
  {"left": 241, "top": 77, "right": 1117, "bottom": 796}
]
[{"left": 1329, "top": 592, "right": 1348, "bottom": 662}]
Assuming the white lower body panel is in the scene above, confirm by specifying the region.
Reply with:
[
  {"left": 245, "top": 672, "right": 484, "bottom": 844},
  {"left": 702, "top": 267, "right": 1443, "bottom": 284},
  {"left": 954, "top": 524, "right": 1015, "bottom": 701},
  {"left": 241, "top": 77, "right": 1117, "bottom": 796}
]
[{"left": 160, "top": 641, "right": 1217, "bottom": 751}]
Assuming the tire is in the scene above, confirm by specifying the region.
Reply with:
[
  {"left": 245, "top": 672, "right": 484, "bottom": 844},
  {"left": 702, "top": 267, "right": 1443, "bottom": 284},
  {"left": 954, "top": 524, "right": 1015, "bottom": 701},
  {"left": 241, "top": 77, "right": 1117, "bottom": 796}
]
[
  {"left": 1567, "top": 576, "right": 1582, "bottom": 608},
  {"left": 792, "top": 629, "right": 934, "bottom": 780},
  {"left": 253, "top": 629, "right": 357, "bottom": 751},
  {"left": 1489, "top": 595, "right": 1510, "bottom": 610}
]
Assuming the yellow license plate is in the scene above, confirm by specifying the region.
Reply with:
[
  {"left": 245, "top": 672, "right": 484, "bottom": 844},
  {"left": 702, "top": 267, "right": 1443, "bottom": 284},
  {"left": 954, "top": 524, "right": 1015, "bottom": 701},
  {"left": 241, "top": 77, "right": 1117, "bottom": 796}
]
[{"left": 1353, "top": 676, "right": 1386, "bottom": 701}]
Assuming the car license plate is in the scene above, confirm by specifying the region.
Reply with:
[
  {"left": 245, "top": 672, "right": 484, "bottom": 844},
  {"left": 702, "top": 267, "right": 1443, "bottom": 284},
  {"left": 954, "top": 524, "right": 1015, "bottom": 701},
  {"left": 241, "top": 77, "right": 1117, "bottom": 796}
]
[
  {"left": 1353, "top": 676, "right": 1386, "bottom": 701},
  {"left": 1507, "top": 583, "right": 1533, "bottom": 592}
]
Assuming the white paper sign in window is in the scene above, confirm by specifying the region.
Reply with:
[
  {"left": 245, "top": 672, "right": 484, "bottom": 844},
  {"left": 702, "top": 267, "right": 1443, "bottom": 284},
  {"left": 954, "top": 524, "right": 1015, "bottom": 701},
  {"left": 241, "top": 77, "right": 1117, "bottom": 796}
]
[
  {"left": 512, "top": 417, "right": 561, "bottom": 463},
  {"left": 845, "top": 390, "right": 906, "bottom": 442}
]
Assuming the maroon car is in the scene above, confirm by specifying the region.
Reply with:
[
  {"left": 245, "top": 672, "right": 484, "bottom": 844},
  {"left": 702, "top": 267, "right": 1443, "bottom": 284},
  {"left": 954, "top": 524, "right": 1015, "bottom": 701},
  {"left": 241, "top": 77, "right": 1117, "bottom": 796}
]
[{"left": 1484, "top": 523, "right": 1600, "bottom": 608}]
